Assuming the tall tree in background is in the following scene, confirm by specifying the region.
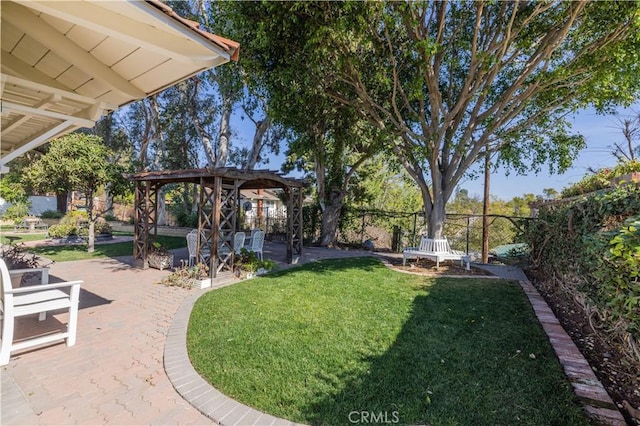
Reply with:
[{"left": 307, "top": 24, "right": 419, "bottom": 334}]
[
  {"left": 23, "top": 134, "right": 127, "bottom": 252},
  {"left": 89, "top": 112, "right": 133, "bottom": 216},
  {"left": 227, "top": 2, "right": 388, "bottom": 245},
  {"left": 237, "top": 1, "right": 640, "bottom": 238}
]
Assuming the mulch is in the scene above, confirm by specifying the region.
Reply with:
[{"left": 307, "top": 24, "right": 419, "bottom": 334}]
[{"left": 377, "top": 254, "right": 495, "bottom": 277}]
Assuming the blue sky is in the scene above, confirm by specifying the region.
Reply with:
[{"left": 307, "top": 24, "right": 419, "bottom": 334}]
[
  {"left": 231, "top": 103, "right": 639, "bottom": 201},
  {"left": 458, "top": 103, "right": 640, "bottom": 200}
]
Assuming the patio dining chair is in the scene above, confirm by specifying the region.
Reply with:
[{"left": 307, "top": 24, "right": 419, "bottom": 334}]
[
  {"left": 248, "top": 230, "right": 265, "bottom": 261},
  {"left": 186, "top": 230, "right": 198, "bottom": 266},
  {"left": 186, "top": 229, "right": 210, "bottom": 265},
  {"left": 0, "top": 259, "right": 82, "bottom": 365},
  {"left": 233, "top": 232, "right": 246, "bottom": 255}
]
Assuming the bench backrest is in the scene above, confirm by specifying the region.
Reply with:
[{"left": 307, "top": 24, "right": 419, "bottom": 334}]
[{"left": 418, "top": 237, "right": 451, "bottom": 253}]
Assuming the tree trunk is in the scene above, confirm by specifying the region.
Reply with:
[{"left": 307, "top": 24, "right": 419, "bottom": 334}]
[
  {"left": 246, "top": 117, "right": 271, "bottom": 169},
  {"left": 56, "top": 192, "right": 68, "bottom": 213},
  {"left": 104, "top": 185, "right": 114, "bottom": 217},
  {"left": 427, "top": 198, "right": 446, "bottom": 239},
  {"left": 86, "top": 191, "right": 95, "bottom": 253},
  {"left": 319, "top": 201, "right": 342, "bottom": 247},
  {"left": 157, "top": 187, "right": 166, "bottom": 226},
  {"left": 215, "top": 97, "right": 233, "bottom": 167}
]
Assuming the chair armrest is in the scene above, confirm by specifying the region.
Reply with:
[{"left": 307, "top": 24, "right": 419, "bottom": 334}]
[
  {"left": 6, "top": 280, "right": 83, "bottom": 295},
  {"left": 403, "top": 247, "right": 418, "bottom": 252}
]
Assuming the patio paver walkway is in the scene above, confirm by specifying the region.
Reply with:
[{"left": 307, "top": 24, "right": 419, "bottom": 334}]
[{"left": 1, "top": 255, "right": 212, "bottom": 425}]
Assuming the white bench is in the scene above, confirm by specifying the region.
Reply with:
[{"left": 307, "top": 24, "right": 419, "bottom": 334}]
[
  {"left": 403, "top": 236, "right": 470, "bottom": 270},
  {"left": 0, "top": 259, "right": 82, "bottom": 365}
]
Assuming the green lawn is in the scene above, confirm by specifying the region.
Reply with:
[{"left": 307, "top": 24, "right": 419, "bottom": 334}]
[
  {"left": 27, "top": 235, "right": 186, "bottom": 262},
  {"left": 0, "top": 232, "right": 49, "bottom": 245},
  {"left": 188, "top": 257, "right": 587, "bottom": 425}
]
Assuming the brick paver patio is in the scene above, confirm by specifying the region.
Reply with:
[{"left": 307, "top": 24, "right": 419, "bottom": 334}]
[{"left": 1, "top": 255, "right": 212, "bottom": 425}]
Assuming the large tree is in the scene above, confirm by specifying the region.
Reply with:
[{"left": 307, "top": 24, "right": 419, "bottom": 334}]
[
  {"left": 23, "top": 134, "right": 127, "bottom": 252},
  {"left": 237, "top": 1, "right": 640, "bottom": 238}
]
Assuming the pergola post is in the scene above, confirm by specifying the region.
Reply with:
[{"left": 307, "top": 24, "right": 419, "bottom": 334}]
[
  {"left": 198, "top": 178, "right": 215, "bottom": 274},
  {"left": 287, "top": 186, "right": 304, "bottom": 263},
  {"left": 133, "top": 180, "right": 158, "bottom": 268},
  {"left": 215, "top": 179, "right": 240, "bottom": 274}
]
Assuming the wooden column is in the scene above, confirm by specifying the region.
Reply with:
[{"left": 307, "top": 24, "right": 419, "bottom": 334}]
[
  {"left": 287, "top": 186, "right": 303, "bottom": 263},
  {"left": 133, "top": 180, "right": 158, "bottom": 269}
]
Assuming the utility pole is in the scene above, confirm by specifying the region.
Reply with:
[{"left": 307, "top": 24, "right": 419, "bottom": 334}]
[{"left": 482, "top": 149, "right": 490, "bottom": 263}]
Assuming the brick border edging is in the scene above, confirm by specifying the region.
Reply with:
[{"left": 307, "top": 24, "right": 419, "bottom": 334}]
[
  {"left": 517, "top": 278, "right": 627, "bottom": 425},
  {"left": 164, "top": 288, "right": 302, "bottom": 426}
]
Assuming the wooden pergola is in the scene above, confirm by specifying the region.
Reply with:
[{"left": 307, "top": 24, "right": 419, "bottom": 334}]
[{"left": 128, "top": 168, "right": 306, "bottom": 277}]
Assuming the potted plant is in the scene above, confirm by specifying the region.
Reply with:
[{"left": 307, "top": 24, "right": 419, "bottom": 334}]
[
  {"left": 148, "top": 241, "right": 173, "bottom": 271},
  {"left": 157, "top": 262, "right": 210, "bottom": 289},
  {"left": 234, "top": 248, "right": 275, "bottom": 279}
]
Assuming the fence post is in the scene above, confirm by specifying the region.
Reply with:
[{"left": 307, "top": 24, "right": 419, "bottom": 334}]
[
  {"left": 412, "top": 212, "right": 417, "bottom": 246},
  {"left": 360, "top": 210, "right": 366, "bottom": 244},
  {"left": 392, "top": 226, "right": 401, "bottom": 252},
  {"left": 466, "top": 216, "right": 470, "bottom": 254}
]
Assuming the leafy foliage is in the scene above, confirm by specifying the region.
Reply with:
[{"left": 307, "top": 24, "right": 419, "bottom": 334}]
[
  {"left": 22, "top": 133, "right": 128, "bottom": 252},
  {"left": 0, "top": 242, "right": 45, "bottom": 270},
  {"left": 47, "top": 223, "right": 78, "bottom": 239},
  {"left": 0, "top": 174, "right": 28, "bottom": 203},
  {"left": 158, "top": 263, "right": 209, "bottom": 289},
  {"left": 561, "top": 160, "right": 640, "bottom": 197},
  {"left": 2, "top": 201, "right": 31, "bottom": 222},
  {"left": 233, "top": 1, "right": 640, "bottom": 239},
  {"left": 525, "top": 186, "right": 640, "bottom": 361},
  {"left": 40, "top": 210, "right": 64, "bottom": 219}
]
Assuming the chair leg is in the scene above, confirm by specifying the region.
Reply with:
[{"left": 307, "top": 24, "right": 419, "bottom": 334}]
[
  {"left": 0, "top": 315, "right": 14, "bottom": 365},
  {"left": 66, "top": 286, "right": 80, "bottom": 347}
]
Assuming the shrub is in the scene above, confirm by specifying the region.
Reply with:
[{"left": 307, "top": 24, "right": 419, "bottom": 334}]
[
  {"left": 3, "top": 201, "right": 31, "bottom": 221},
  {"left": 40, "top": 210, "right": 64, "bottom": 219},
  {"left": 48, "top": 223, "right": 78, "bottom": 238},
  {"left": 173, "top": 209, "right": 198, "bottom": 228},
  {"left": 525, "top": 185, "right": 640, "bottom": 362},
  {"left": 103, "top": 213, "right": 118, "bottom": 222},
  {"left": 561, "top": 160, "right": 640, "bottom": 198},
  {"left": 61, "top": 210, "right": 88, "bottom": 225},
  {"left": 94, "top": 218, "right": 112, "bottom": 235}
]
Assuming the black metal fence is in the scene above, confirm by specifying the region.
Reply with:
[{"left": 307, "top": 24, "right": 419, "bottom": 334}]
[
  {"left": 242, "top": 207, "right": 287, "bottom": 241},
  {"left": 305, "top": 207, "right": 531, "bottom": 257}
]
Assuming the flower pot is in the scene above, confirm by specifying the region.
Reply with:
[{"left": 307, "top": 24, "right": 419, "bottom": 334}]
[
  {"left": 148, "top": 252, "right": 173, "bottom": 271},
  {"left": 194, "top": 277, "right": 212, "bottom": 289}
]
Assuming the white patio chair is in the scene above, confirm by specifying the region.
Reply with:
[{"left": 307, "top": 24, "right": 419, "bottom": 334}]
[
  {"left": 248, "top": 228, "right": 262, "bottom": 246},
  {"left": 186, "top": 230, "right": 198, "bottom": 266},
  {"left": 248, "top": 230, "right": 265, "bottom": 261},
  {"left": 0, "top": 259, "right": 82, "bottom": 365},
  {"left": 233, "top": 232, "right": 246, "bottom": 255}
]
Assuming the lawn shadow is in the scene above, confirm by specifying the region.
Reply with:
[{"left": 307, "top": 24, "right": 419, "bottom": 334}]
[{"left": 300, "top": 277, "right": 586, "bottom": 426}]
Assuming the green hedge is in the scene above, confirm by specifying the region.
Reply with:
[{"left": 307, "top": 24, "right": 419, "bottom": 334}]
[{"left": 525, "top": 185, "right": 640, "bottom": 360}]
